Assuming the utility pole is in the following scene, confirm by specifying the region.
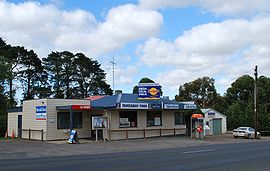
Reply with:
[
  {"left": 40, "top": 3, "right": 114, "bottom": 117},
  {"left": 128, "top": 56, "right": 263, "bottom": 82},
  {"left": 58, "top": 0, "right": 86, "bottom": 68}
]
[
  {"left": 254, "top": 65, "right": 258, "bottom": 139},
  {"left": 110, "top": 57, "right": 116, "bottom": 92}
]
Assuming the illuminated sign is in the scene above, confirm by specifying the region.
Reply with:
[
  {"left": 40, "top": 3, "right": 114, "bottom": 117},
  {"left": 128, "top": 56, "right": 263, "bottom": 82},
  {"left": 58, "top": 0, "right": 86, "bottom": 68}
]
[
  {"left": 120, "top": 103, "right": 149, "bottom": 109},
  {"left": 138, "top": 83, "right": 161, "bottom": 100},
  {"left": 71, "top": 105, "right": 91, "bottom": 110},
  {"left": 36, "top": 106, "right": 46, "bottom": 120}
]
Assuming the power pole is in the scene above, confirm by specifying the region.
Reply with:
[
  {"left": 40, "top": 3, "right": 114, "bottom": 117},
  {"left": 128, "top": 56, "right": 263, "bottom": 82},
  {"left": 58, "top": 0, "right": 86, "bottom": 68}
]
[
  {"left": 110, "top": 57, "right": 116, "bottom": 92},
  {"left": 254, "top": 65, "right": 258, "bottom": 139}
]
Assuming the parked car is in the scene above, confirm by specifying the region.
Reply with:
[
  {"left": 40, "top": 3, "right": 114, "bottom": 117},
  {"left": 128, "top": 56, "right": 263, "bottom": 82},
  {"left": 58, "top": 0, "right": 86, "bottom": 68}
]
[{"left": 233, "top": 127, "right": 260, "bottom": 139}]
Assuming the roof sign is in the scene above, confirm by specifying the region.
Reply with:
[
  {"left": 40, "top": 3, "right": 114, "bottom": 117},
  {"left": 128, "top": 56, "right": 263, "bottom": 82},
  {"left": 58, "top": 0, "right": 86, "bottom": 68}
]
[{"left": 138, "top": 83, "right": 161, "bottom": 100}]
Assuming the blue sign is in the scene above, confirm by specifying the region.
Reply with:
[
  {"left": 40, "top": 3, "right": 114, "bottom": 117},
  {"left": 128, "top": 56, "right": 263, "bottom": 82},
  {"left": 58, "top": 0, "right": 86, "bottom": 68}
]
[
  {"left": 164, "top": 104, "right": 179, "bottom": 109},
  {"left": 151, "top": 104, "right": 162, "bottom": 109},
  {"left": 36, "top": 106, "right": 46, "bottom": 120},
  {"left": 138, "top": 83, "right": 161, "bottom": 100},
  {"left": 68, "top": 130, "right": 78, "bottom": 144}
]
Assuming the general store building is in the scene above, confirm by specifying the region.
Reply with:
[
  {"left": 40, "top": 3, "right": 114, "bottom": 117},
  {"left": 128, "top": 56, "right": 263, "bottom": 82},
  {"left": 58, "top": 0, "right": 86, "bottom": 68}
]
[{"left": 7, "top": 93, "right": 197, "bottom": 141}]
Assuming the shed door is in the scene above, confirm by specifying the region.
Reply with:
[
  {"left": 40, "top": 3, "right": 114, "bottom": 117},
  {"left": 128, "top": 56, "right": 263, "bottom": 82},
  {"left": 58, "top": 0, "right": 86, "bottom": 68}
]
[
  {"left": 213, "top": 118, "right": 222, "bottom": 135},
  {"left": 18, "top": 115, "right": 22, "bottom": 138}
]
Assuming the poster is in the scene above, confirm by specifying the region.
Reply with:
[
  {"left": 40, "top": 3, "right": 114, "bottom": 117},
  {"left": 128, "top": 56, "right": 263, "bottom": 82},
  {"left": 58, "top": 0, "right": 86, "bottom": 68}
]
[
  {"left": 36, "top": 106, "right": 46, "bottom": 120},
  {"left": 92, "top": 116, "right": 108, "bottom": 129}
]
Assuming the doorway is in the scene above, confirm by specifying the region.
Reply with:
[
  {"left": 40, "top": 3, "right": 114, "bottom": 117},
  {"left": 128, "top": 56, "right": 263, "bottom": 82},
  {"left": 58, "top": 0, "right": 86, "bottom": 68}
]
[{"left": 18, "top": 115, "right": 22, "bottom": 138}]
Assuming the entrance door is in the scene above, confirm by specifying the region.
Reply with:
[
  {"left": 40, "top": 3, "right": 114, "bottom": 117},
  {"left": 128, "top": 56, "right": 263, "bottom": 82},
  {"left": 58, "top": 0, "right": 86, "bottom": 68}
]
[
  {"left": 91, "top": 115, "right": 103, "bottom": 140},
  {"left": 18, "top": 115, "right": 22, "bottom": 138},
  {"left": 213, "top": 118, "right": 222, "bottom": 135}
]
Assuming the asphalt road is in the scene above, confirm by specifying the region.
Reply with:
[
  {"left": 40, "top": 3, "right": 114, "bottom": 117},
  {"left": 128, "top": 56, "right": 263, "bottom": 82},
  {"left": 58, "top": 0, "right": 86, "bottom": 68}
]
[{"left": 1, "top": 141, "right": 270, "bottom": 171}]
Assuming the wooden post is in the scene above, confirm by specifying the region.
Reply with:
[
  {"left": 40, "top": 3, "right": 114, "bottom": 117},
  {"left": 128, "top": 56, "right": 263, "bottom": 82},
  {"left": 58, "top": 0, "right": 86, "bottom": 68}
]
[
  {"left": 174, "top": 128, "right": 176, "bottom": 137},
  {"left": 29, "top": 129, "right": 31, "bottom": 140},
  {"left": 41, "top": 129, "right": 44, "bottom": 142},
  {"left": 143, "top": 129, "right": 146, "bottom": 139},
  {"left": 109, "top": 129, "right": 111, "bottom": 141},
  {"left": 126, "top": 129, "right": 128, "bottom": 140},
  {"left": 160, "top": 128, "right": 162, "bottom": 137}
]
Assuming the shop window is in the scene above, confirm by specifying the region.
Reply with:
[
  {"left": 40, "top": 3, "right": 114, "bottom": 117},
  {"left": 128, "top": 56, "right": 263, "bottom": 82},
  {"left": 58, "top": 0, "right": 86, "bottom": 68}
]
[
  {"left": 119, "top": 111, "right": 137, "bottom": 128},
  {"left": 57, "top": 112, "right": 83, "bottom": 129},
  {"left": 175, "top": 112, "right": 185, "bottom": 125},
  {"left": 147, "top": 111, "right": 162, "bottom": 126}
]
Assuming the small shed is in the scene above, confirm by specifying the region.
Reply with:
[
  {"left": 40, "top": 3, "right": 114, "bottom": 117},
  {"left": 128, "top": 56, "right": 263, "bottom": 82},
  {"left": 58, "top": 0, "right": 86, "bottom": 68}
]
[{"left": 201, "top": 108, "right": 227, "bottom": 135}]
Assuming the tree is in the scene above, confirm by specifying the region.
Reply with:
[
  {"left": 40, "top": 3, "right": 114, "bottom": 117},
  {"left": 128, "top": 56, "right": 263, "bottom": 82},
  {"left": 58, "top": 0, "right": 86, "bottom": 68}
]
[
  {"left": 44, "top": 51, "right": 112, "bottom": 99},
  {"left": 132, "top": 77, "right": 155, "bottom": 94},
  {"left": 18, "top": 49, "right": 44, "bottom": 100},
  {"left": 73, "top": 53, "right": 112, "bottom": 98},
  {"left": 175, "top": 77, "right": 217, "bottom": 108},
  {"left": 43, "top": 51, "right": 65, "bottom": 98},
  {"left": 224, "top": 75, "right": 255, "bottom": 130}
]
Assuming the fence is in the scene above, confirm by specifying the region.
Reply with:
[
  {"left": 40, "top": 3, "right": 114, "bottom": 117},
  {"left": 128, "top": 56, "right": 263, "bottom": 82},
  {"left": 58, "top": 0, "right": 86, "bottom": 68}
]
[
  {"left": 109, "top": 128, "right": 186, "bottom": 141},
  {"left": 21, "top": 129, "right": 44, "bottom": 141}
]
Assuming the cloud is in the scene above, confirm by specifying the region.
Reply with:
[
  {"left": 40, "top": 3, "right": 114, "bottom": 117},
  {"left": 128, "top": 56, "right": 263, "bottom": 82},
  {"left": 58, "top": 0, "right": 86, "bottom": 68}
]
[
  {"left": 0, "top": 1, "right": 163, "bottom": 58},
  {"left": 139, "top": 0, "right": 270, "bottom": 17},
  {"left": 138, "top": 15, "right": 270, "bottom": 94}
]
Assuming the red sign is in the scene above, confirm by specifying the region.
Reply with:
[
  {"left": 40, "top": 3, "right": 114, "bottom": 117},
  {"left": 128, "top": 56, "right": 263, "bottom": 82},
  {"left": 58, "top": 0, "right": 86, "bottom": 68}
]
[
  {"left": 191, "top": 114, "right": 203, "bottom": 118},
  {"left": 71, "top": 105, "right": 91, "bottom": 110}
]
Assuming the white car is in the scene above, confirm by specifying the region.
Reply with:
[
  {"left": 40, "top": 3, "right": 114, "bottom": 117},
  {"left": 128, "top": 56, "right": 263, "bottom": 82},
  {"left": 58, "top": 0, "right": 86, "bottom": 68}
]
[{"left": 233, "top": 127, "right": 260, "bottom": 139}]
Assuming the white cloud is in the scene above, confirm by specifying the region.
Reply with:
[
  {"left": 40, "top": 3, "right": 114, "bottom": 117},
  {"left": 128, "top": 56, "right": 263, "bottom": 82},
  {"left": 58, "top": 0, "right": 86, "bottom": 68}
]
[
  {"left": 0, "top": 1, "right": 163, "bottom": 58},
  {"left": 138, "top": 15, "right": 270, "bottom": 94},
  {"left": 139, "top": 0, "right": 270, "bottom": 16}
]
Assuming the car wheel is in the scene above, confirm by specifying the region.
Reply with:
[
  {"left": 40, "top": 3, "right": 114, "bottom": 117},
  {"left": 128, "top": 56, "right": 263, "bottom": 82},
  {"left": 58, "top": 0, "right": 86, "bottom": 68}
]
[
  {"left": 257, "top": 134, "right": 261, "bottom": 139},
  {"left": 234, "top": 136, "right": 238, "bottom": 138},
  {"left": 248, "top": 134, "right": 251, "bottom": 139}
]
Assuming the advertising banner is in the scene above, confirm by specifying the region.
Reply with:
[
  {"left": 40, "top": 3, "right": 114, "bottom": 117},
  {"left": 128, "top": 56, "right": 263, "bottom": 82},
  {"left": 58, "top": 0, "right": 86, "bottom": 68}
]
[
  {"left": 138, "top": 83, "right": 161, "bottom": 100},
  {"left": 92, "top": 116, "right": 108, "bottom": 129},
  {"left": 36, "top": 106, "right": 46, "bottom": 120}
]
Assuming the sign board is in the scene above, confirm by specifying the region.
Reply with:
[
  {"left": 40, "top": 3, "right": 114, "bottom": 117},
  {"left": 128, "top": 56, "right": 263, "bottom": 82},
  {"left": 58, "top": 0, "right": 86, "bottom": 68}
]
[
  {"left": 138, "top": 83, "right": 161, "bottom": 100},
  {"left": 184, "top": 104, "right": 197, "bottom": 110},
  {"left": 150, "top": 104, "right": 162, "bottom": 109},
  {"left": 120, "top": 103, "right": 149, "bottom": 109},
  {"left": 72, "top": 105, "right": 91, "bottom": 110},
  {"left": 36, "top": 106, "right": 46, "bottom": 120},
  {"left": 92, "top": 116, "right": 108, "bottom": 129},
  {"left": 164, "top": 104, "right": 179, "bottom": 109}
]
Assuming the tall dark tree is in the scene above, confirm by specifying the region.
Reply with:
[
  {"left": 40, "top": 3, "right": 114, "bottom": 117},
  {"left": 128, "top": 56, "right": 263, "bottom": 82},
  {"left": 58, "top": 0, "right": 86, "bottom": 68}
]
[
  {"left": 43, "top": 51, "right": 64, "bottom": 98},
  {"left": 18, "top": 49, "right": 43, "bottom": 100},
  {"left": 74, "top": 53, "right": 112, "bottom": 98},
  {"left": 175, "top": 76, "right": 217, "bottom": 108},
  {"left": 44, "top": 51, "right": 112, "bottom": 99}
]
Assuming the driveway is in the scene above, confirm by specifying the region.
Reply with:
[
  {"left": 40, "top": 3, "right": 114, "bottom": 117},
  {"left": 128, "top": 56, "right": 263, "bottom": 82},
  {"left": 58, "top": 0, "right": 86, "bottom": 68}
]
[{"left": 1, "top": 134, "right": 269, "bottom": 159}]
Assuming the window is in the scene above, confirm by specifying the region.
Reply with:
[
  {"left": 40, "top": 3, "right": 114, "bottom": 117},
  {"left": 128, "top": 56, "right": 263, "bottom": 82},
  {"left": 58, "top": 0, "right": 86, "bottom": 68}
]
[
  {"left": 175, "top": 112, "right": 185, "bottom": 125},
  {"left": 147, "top": 111, "right": 162, "bottom": 126},
  {"left": 57, "top": 112, "right": 83, "bottom": 129},
  {"left": 119, "top": 111, "right": 137, "bottom": 128}
]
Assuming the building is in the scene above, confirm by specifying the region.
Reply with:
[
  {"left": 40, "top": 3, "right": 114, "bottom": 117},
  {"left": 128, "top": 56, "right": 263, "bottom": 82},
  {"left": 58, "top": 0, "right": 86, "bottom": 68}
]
[
  {"left": 7, "top": 93, "right": 197, "bottom": 141},
  {"left": 201, "top": 108, "right": 227, "bottom": 135}
]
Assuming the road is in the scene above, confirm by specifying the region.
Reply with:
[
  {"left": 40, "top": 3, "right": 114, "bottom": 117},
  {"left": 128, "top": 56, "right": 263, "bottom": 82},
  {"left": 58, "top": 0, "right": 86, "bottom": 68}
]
[{"left": 1, "top": 141, "right": 270, "bottom": 171}]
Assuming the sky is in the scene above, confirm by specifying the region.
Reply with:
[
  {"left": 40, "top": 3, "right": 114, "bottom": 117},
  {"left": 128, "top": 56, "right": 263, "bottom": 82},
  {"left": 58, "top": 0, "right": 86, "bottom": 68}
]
[{"left": 1, "top": 0, "right": 270, "bottom": 100}]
